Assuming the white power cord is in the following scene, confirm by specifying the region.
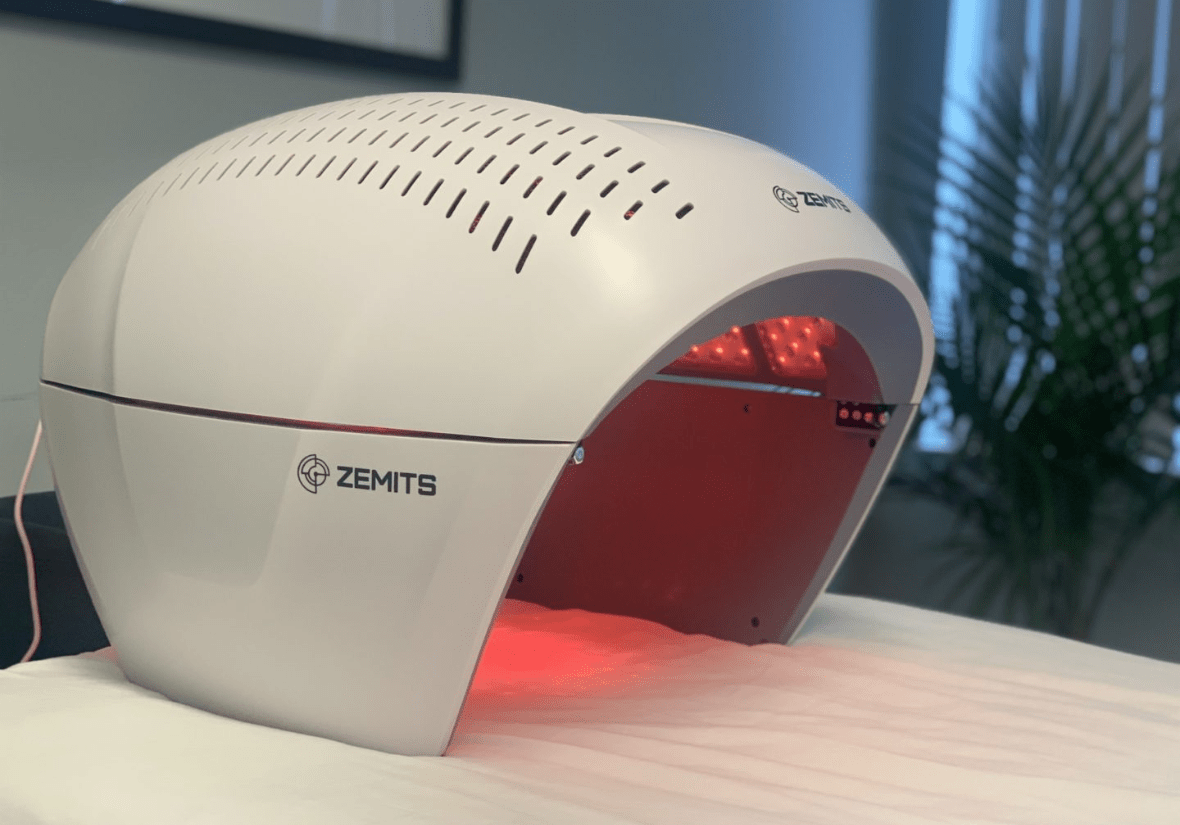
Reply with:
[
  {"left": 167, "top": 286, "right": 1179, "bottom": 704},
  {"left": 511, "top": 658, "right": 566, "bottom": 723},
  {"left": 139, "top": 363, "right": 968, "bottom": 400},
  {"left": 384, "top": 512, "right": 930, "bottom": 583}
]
[{"left": 14, "top": 420, "right": 43, "bottom": 664}]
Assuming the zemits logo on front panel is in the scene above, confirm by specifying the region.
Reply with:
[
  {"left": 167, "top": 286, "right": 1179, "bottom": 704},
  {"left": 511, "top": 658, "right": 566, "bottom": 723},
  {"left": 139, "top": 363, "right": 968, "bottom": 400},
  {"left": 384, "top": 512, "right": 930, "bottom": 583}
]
[{"left": 296, "top": 454, "right": 437, "bottom": 496}]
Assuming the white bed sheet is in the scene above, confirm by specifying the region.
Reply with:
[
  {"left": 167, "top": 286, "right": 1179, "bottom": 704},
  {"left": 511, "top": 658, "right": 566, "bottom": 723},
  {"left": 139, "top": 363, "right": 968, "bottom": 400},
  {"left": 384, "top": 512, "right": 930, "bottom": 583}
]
[{"left": 1, "top": 594, "right": 1177, "bottom": 824}]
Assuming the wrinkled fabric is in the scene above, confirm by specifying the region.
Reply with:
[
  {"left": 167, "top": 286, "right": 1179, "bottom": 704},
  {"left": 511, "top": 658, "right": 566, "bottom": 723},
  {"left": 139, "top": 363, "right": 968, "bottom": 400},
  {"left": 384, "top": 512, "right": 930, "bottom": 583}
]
[{"left": 1, "top": 595, "right": 1177, "bottom": 824}]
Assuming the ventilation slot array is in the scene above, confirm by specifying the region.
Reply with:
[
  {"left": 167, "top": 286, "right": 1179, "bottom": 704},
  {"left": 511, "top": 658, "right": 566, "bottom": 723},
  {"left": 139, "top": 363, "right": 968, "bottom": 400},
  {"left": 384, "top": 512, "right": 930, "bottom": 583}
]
[{"left": 147, "top": 96, "right": 702, "bottom": 277}]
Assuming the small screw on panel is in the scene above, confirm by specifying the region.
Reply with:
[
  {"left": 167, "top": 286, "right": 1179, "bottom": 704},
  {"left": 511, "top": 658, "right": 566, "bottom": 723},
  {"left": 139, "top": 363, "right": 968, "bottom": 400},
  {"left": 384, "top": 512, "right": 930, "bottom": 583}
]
[{"left": 572, "top": 445, "right": 586, "bottom": 464}]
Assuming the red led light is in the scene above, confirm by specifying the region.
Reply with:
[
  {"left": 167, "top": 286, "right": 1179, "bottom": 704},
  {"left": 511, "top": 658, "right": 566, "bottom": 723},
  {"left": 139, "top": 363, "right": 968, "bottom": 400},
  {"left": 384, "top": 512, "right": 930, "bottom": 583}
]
[
  {"left": 663, "top": 315, "right": 847, "bottom": 387},
  {"left": 669, "top": 325, "right": 757, "bottom": 376},
  {"left": 756, "top": 316, "right": 835, "bottom": 380}
]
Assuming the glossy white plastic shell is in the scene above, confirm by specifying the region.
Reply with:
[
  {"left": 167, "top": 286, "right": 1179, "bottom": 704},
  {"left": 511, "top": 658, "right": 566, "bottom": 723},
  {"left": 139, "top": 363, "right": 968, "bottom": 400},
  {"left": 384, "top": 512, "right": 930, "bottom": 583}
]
[{"left": 40, "top": 92, "right": 933, "bottom": 755}]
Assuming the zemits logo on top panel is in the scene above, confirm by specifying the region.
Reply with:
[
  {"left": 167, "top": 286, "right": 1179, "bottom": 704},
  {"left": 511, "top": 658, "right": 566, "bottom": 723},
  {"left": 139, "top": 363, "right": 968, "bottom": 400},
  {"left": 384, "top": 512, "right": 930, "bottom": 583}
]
[
  {"left": 296, "top": 454, "right": 437, "bottom": 496},
  {"left": 772, "top": 185, "right": 850, "bottom": 214}
]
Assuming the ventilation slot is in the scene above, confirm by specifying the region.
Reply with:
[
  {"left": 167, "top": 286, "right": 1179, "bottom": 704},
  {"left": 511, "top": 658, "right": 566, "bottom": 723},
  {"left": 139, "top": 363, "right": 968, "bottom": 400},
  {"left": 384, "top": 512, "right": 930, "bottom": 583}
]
[
  {"left": 448, "top": 101, "right": 465, "bottom": 109},
  {"left": 462, "top": 121, "right": 481, "bottom": 133},
  {"left": 316, "top": 156, "right": 337, "bottom": 178},
  {"left": 676, "top": 203, "right": 695, "bottom": 219},
  {"left": 547, "top": 191, "right": 566, "bottom": 215},
  {"left": 391, "top": 132, "right": 408, "bottom": 148},
  {"left": 485, "top": 126, "right": 502, "bottom": 138},
  {"left": 179, "top": 168, "right": 199, "bottom": 190},
  {"left": 523, "top": 177, "right": 542, "bottom": 198},
  {"left": 500, "top": 164, "right": 519, "bottom": 184},
  {"left": 477, "top": 155, "right": 496, "bottom": 173},
  {"left": 600, "top": 180, "right": 618, "bottom": 197},
  {"left": 401, "top": 171, "right": 421, "bottom": 196},
  {"left": 627, "top": 161, "right": 646, "bottom": 173},
  {"left": 377, "top": 109, "right": 398, "bottom": 121},
  {"left": 255, "top": 155, "right": 275, "bottom": 175},
  {"left": 420, "top": 113, "right": 437, "bottom": 125},
  {"left": 432, "top": 140, "right": 452, "bottom": 158},
  {"left": 267, "top": 131, "right": 287, "bottom": 145},
  {"left": 530, "top": 141, "right": 548, "bottom": 154},
  {"left": 441, "top": 116, "right": 459, "bottom": 128},
  {"left": 287, "top": 128, "right": 306, "bottom": 143},
  {"left": 446, "top": 188, "right": 467, "bottom": 218},
  {"left": 492, "top": 108, "right": 508, "bottom": 116},
  {"left": 398, "top": 112, "right": 416, "bottom": 122},
  {"left": 295, "top": 156, "right": 315, "bottom": 177},
  {"left": 571, "top": 210, "right": 591, "bottom": 236},
  {"left": 469, "top": 201, "right": 489, "bottom": 233},
  {"left": 347, "top": 129, "right": 367, "bottom": 144},
  {"left": 274, "top": 154, "right": 295, "bottom": 175},
  {"left": 427, "top": 99, "right": 444, "bottom": 107},
  {"left": 411, "top": 136, "right": 430, "bottom": 152},
  {"left": 535, "top": 118, "right": 551, "bottom": 127},
  {"left": 423, "top": 178, "right": 444, "bottom": 205},
  {"left": 368, "top": 129, "right": 388, "bottom": 146},
  {"left": 507, "top": 133, "right": 524, "bottom": 146},
  {"left": 455, "top": 147, "right": 474, "bottom": 165},
  {"left": 580, "top": 135, "right": 598, "bottom": 145},
  {"left": 624, "top": 201, "right": 642, "bottom": 220},
  {"left": 335, "top": 158, "right": 356, "bottom": 180},
  {"left": 218, "top": 159, "right": 238, "bottom": 180},
  {"left": 356, "top": 160, "right": 378, "bottom": 185},
  {"left": 379, "top": 165, "right": 400, "bottom": 189},
  {"left": 470, "top": 103, "right": 486, "bottom": 112},
  {"left": 515, "top": 235, "right": 537, "bottom": 273},
  {"left": 604, "top": 146, "right": 621, "bottom": 157},
  {"left": 307, "top": 127, "right": 326, "bottom": 142},
  {"left": 492, "top": 216, "right": 513, "bottom": 250},
  {"left": 248, "top": 132, "right": 268, "bottom": 147},
  {"left": 651, "top": 179, "right": 669, "bottom": 193},
  {"left": 576, "top": 164, "right": 594, "bottom": 180},
  {"left": 327, "top": 127, "right": 347, "bottom": 143},
  {"left": 553, "top": 151, "right": 570, "bottom": 166},
  {"left": 558, "top": 126, "right": 574, "bottom": 135},
  {"left": 235, "top": 157, "right": 254, "bottom": 177}
]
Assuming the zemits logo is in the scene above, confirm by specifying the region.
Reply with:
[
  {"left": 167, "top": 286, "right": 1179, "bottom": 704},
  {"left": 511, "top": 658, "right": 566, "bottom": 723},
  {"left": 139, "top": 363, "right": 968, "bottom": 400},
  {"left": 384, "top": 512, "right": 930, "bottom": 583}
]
[
  {"left": 337, "top": 465, "right": 436, "bottom": 496},
  {"left": 295, "top": 455, "right": 437, "bottom": 496},
  {"left": 297, "top": 454, "right": 331, "bottom": 493},
  {"left": 772, "top": 185, "right": 799, "bottom": 212}
]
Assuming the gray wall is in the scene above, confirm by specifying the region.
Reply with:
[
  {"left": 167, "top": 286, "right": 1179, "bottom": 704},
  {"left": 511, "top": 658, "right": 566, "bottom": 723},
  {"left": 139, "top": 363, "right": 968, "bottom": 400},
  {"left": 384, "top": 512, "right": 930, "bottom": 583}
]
[{"left": 0, "top": 0, "right": 875, "bottom": 496}]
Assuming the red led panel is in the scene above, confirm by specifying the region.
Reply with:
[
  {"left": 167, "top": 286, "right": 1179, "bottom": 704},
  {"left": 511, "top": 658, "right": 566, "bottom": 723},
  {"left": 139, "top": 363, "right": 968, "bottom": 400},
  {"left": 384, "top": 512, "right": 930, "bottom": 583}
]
[
  {"left": 756, "top": 316, "right": 834, "bottom": 380},
  {"left": 671, "top": 326, "right": 758, "bottom": 376}
]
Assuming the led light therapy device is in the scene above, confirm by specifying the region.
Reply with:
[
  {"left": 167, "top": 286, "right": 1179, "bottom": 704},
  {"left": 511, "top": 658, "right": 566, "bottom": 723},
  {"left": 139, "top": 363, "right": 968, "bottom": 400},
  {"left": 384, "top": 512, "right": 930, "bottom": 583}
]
[{"left": 40, "top": 93, "right": 933, "bottom": 756}]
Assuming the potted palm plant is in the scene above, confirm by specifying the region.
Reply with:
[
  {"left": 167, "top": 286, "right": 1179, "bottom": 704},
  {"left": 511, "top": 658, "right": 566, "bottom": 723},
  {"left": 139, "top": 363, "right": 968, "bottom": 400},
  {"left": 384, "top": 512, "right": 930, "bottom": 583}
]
[{"left": 889, "top": 66, "right": 1180, "bottom": 639}]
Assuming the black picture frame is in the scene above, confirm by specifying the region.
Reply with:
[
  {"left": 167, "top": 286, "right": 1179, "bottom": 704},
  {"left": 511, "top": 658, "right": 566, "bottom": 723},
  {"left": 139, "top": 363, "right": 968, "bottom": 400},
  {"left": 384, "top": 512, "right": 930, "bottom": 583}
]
[{"left": 0, "top": 0, "right": 464, "bottom": 79}]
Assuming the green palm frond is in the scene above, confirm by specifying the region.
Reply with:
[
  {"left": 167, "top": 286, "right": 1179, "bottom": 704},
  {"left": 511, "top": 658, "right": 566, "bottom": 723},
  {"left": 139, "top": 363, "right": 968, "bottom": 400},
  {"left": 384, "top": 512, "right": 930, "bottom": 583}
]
[{"left": 891, "top": 64, "right": 1180, "bottom": 639}]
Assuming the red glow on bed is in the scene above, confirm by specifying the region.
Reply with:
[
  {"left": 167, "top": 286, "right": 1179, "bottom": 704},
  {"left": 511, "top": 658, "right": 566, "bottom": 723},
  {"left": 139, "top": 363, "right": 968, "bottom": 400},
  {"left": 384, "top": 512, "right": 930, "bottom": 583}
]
[{"left": 466, "top": 601, "right": 684, "bottom": 705}]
